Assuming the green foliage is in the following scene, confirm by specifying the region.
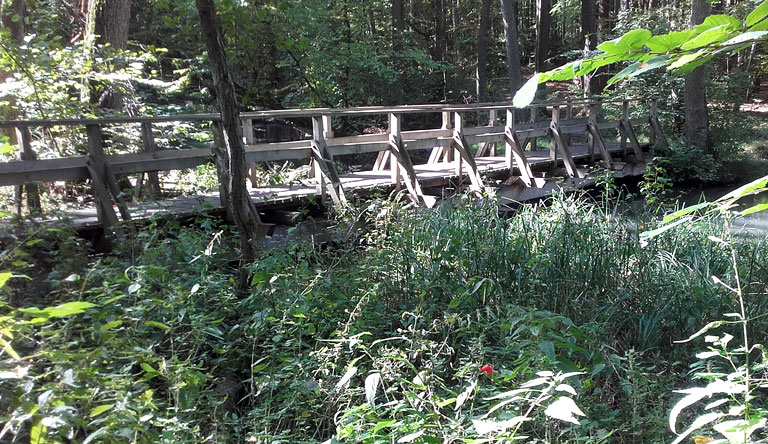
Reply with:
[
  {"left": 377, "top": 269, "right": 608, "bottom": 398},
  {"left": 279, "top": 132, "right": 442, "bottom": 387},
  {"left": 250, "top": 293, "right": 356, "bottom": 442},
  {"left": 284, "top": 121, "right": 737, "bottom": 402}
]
[
  {"left": 514, "top": 0, "right": 768, "bottom": 107},
  {"left": 1, "top": 185, "right": 767, "bottom": 443}
]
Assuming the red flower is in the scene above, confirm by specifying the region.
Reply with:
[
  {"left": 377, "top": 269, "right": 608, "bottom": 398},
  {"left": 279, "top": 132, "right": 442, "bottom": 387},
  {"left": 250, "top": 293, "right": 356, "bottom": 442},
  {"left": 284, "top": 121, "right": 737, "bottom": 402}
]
[{"left": 479, "top": 365, "right": 493, "bottom": 376}]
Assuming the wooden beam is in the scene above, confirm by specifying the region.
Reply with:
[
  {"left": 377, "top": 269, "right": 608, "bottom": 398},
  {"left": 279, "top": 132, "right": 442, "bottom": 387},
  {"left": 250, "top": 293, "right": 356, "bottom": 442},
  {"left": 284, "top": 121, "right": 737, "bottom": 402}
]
[
  {"left": 620, "top": 116, "right": 645, "bottom": 161},
  {"left": 452, "top": 112, "right": 484, "bottom": 193},
  {"left": 86, "top": 124, "right": 120, "bottom": 235},
  {"left": 549, "top": 106, "right": 560, "bottom": 163},
  {"left": 311, "top": 116, "right": 346, "bottom": 207},
  {"left": 388, "top": 113, "right": 431, "bottom": 205},
  {"left": 17, "top": 127, "right": 41, "bottom": 213},
  {"left": 549, "top": 121, "right": 579, "bottom": 178},
  {"left": 139, "top": 122, "right": 162, "bottom": 197},
  {"left": 504, "top": 109, "right": 536, "bottom": 187},
  {"left": 649, "top": 99, "right": 669, "bottom": 148}
]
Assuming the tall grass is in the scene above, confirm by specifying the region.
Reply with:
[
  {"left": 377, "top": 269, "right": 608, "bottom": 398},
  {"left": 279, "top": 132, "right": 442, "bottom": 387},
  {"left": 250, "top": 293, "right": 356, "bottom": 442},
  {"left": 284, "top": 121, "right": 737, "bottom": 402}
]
[{"left": 3, "top": 192, "right": 767, "bottom": 443}]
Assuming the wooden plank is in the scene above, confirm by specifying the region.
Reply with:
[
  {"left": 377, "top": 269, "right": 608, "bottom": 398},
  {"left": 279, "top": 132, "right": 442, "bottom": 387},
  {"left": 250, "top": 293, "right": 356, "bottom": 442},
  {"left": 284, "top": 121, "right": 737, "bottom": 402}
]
[
  {"left": 452, "top": 112, "right": 484, "bottom": 193},
  {"left": 388, "top": 113, "right": 431, "bottom": 205},
  {"left": 310, "top": 116, "right": 346, "bottom": 207},
  {"left": 550, "top": 106, "right": 560, "bottom": 163},
  {"left": 139, "top": 122, "right": 162, "bottom": 196},
  {"left": 86, "top": 124, "right": 119, "bottom": 234},
  {"left": 549, "top": 121, "right": 579, "bottom": 178}
]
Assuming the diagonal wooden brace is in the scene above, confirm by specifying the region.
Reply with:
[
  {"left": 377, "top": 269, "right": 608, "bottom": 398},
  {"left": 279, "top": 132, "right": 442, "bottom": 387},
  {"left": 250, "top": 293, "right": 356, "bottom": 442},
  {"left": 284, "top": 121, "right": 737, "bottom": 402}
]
[
  {"left": 389, "top": 134, "right": 428, "bottom": 205},
  {"left": 586, "top": 121, "right": 614, "bottom": 168},
  {"left": 620, "top": 119, "right": 645, "bottom": 161},
  {"left": 451, "top": 132, "right": 485, "bottom": 193},
  {"left": 504, "top": 127, "right": 537, "bottom": 187},
  {"left": 549, "top": 121, "right": 579, "bottom": 178},
  {"left": 310, "top": 138, "right": 347, "bottom": 207}
]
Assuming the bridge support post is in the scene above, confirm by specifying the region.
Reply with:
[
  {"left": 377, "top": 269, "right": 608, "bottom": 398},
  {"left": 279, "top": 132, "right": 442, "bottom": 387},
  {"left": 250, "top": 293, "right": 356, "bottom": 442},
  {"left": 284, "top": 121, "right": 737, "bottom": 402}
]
[
  {"left": 474, "top": 109, "right": 497, "bottom": 158},
  {"left": 619, "top": 101, "right": 645, "bottom": 161},
  {"left": 527, "top": 105, "right": 538, "bottom": 151},
  {"left": 311, "top": 116, "right": 347, "bottom": 207},
  {"left": 649, "top": 99, "right": 669, "bottom": 149},
  {"left": 388, "top": 113, "right": 433, "bottom": 206},
  {"left": 85, "top": 124, "right": 133, "bottom": 237},
  {"left": 241, "top": 117, "right": 260, "bottom": 188},
  {"left": 139, "top": 122, "right": 162, "bottom": 198},
  {"left": 452, "top": 112, "right": 484, "bottom": 193},
  {"left": 549, "top": 120, "right": 580, "bottom": 178},
  {"left": 504, "top": 108, "right": 538, "bottom": 187},
  {"left": 549, "top": 105, "right": 560, "bottom": 163},
  {"left": 14, "top": 127, "right": 41, "bottom": 215}
]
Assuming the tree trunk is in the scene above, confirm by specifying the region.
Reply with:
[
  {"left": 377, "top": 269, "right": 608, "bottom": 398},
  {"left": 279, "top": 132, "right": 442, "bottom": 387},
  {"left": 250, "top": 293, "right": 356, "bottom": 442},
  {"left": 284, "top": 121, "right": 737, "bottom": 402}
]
[
  {"left": 94, "top": 0, "right": 131, "bottom": 50},
  {"left": 2, "top": 0, "right": 41, "bottom": 214},
  {"left": 580, "top": 0, "right": 599, "bottom": 96},
  {"left": 501, "top": 0, "right": 523, "bottom": 97},
  {"left": 476, "top": 0, "right": 492, "bottom": 102},
  {"left": 392, "top": 0, "right": 405, "bottom": 35},
  {"left": 84, "top": 0, "right": 133, "bottom": 111},
  {"left": 535, "top": 0, "right": 551, "bottom": 72},
  {"left": 196, "top": 0, "right": 266, "bottom": 287},
  {"left": 684, "top": 0, "right": 711, "bottom": 152}
]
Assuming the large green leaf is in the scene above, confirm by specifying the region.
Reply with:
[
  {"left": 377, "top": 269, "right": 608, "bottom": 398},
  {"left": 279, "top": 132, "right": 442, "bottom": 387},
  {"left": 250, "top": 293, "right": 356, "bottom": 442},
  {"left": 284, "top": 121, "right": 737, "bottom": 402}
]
[
  {"left": 693, "top": 14, "right": 742, "bottom": 33},
  {"left": 681, "top": 25, "right": 733, "bottom": 50},
  {"left": 513, "top": 73, "right": 540, "bottom": 109},
  {"left": 645, "top": 30, "right": 696, "bottom": 52},
  {"left": 607, "top": 55, "right": 671, "bottom": 85},
  {"left": 746, "top": 0, "right": 768, "bottom": 27},
  {"left": 617, "top": 29, "right": 653, "bottom": 50}
]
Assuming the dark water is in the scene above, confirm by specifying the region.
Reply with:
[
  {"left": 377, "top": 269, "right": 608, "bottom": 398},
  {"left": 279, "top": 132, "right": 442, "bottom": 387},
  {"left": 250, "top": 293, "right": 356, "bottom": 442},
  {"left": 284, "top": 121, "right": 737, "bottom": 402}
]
[{"left": 674, "top": 184, "right": 768, "bottom": 237}]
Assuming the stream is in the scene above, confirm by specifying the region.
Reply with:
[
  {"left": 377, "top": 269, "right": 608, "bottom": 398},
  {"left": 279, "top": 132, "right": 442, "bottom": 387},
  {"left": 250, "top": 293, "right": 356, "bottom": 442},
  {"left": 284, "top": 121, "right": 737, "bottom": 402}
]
[{"left": 674, "top": 184, "right": 768, "bottom": 237}]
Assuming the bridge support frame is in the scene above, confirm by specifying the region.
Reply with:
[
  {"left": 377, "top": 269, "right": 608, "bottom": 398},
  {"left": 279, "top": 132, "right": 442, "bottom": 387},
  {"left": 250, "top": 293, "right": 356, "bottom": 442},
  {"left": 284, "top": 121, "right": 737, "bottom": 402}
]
[
  {"left": 388, "top": 113, "right": 434, "bottom": 206},
  {"left": 311, "top": 116, "right": 347, "bottom": 207},
  {"left": 452, "top": 112, "right": 485, "bottom": 193}
]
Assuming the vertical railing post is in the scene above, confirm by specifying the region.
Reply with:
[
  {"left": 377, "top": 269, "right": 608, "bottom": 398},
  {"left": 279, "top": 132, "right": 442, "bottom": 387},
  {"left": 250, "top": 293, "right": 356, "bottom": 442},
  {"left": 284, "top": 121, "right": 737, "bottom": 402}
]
[
  {"left": 620, "top": 100, "right": 629, "bottom": 155},
  {"left": 505, "top": 108, "right": 515, "bottom": 169},
  {"left": 322, "top": 115, "right": 334, "bottom": 140},
  {"left": 388, "top": 112, "right": 401, "bottom": 189},
  {"left": 241, "top": 117, "right": 257, "bottom": 187},
  {"left": 504, "top": 107, "right": 537, "bottom": 187},
  {"left": 311, "top": 116, "right": 327, "bottom": 199},
  {"left": 17, "top": 127, "right": 41, "bottom": 213},
  {"left": 442, "top": 110, "right": 453, "bottom": 162},
  {"left": 85, "top": 124, "right": 120, "bottom": 235},
  {"left": 454, "top": 111, "right": 464, "bottom": 176},
  {"left": 649, "top": 98, "right": 668, "bottom": 148},
  {"left": 140, "top": 122, "right": 162, "bottom": 197},
  {"left": 488, "top": 109, "right": 497, "bottom": 156},
  {"left": 528, "top": 105, "right": 538, "bottom": 151},
  {"left": 451, "top": 111, "right": 484, "bottom": 193},
  {"left": 550, "top": 105, "right": 560, "bottom": 163},
  {"left": 565, "top": 99, "right": 573, "bottom": 145},
  {"left": 310, "top": 115, "right": 346, "bottom": 206}
]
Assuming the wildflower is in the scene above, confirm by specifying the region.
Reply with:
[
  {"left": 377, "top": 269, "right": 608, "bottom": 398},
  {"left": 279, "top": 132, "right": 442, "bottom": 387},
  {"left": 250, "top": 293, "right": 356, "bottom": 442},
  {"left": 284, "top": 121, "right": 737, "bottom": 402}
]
[{"left": 479, "top": 365, "right": 493, "bottom": 376}]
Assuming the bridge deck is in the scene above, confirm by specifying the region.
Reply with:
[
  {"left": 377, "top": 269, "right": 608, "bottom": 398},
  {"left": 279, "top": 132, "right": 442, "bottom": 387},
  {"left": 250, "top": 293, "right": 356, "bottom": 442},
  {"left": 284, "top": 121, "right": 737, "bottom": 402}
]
[{"left": 54, "top": 142, "right": 624, "bottom": 229}]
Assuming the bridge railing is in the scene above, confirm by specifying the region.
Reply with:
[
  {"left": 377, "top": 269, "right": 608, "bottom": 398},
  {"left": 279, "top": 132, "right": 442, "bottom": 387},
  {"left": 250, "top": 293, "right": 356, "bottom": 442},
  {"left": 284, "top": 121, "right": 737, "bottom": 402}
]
[{"left": 0, "top": 98, "right": 666, "bottom": 226}]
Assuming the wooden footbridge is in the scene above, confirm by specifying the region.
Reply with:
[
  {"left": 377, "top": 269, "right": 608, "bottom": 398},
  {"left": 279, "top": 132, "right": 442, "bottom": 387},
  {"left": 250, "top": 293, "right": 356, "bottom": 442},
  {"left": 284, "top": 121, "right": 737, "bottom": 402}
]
[{"left": 0, "top": 98, "right": 666, "bottom": 233}]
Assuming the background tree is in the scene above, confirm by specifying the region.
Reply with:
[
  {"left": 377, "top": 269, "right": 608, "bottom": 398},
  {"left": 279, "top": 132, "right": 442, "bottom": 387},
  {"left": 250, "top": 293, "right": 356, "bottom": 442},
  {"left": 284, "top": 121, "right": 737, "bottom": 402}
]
[
  {"left": 685, "top": 0, "right": 711, "bottom": 152},
  {"left": 195, "top": 0, "right": 266, "bottom": 288}
]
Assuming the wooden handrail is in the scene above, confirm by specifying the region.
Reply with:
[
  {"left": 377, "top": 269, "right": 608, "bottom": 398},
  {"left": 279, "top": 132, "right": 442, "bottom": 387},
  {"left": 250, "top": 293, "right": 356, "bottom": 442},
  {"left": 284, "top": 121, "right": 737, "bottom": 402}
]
[{"left": 0, "top": 98, "right": 653, "bottom": 128}]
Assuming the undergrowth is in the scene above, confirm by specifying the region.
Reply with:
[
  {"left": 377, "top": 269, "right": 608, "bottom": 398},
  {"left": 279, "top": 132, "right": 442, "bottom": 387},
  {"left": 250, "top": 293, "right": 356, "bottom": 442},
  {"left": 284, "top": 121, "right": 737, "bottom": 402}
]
[{"left": 1, "top": 192, "right": 767, "bottom": 443}]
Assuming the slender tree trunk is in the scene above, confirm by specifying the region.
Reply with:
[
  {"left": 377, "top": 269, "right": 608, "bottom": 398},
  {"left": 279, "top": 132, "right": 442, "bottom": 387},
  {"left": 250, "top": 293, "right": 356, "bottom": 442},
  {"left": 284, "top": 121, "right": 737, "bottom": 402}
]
[
  {"left": 476, "top": 0, "right": 492, "bottom": 101},
  {"left": 501, "top": 0, "right": 523, "bottom": 97},
  {"left": 2, "top": 0, "right": 41, "bottom": 214},
  {"left": 535, "top": 0, "right": 551, "bottom": 72},
  {"left": 684, "top": 0, "right": 711, "bottom": 152},
  {"left": 83, "top": 0, "right": 132, "bottom": 112},
  {"left": 580, "top": 0, "right": 599, "bottom": 96},
  {"left": 392, "top": 0, "right": 405, "bottom": 36},
  {"left": 195, "top": 0, "right": 266, "bottom": 288}
]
